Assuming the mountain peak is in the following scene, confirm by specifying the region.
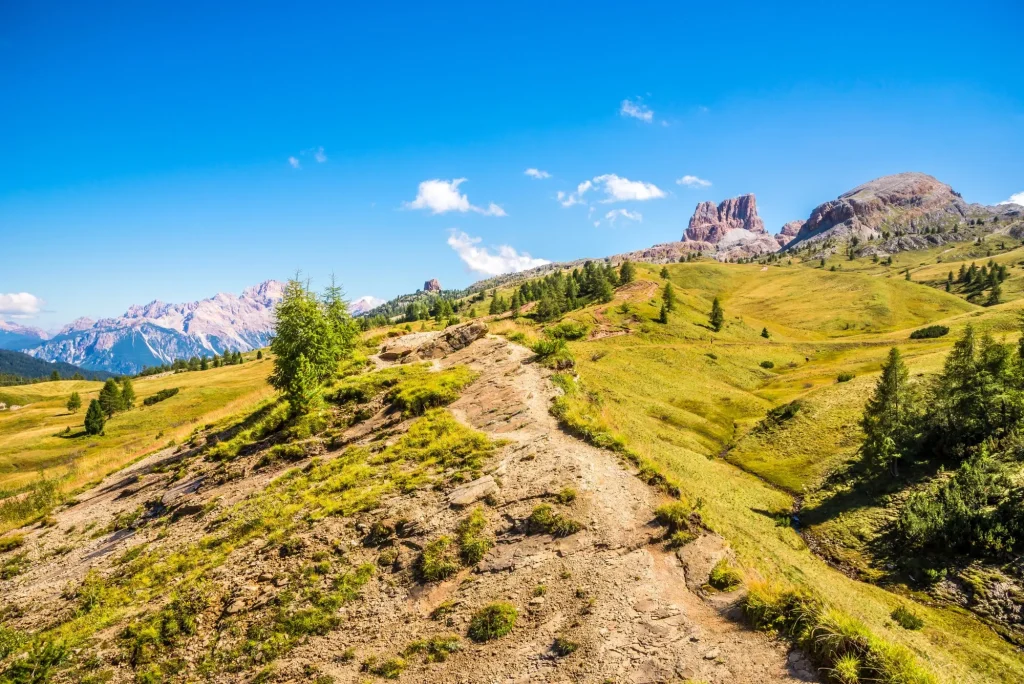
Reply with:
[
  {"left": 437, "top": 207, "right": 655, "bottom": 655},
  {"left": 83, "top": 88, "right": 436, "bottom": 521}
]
[{"left": 684, "top": 194, "right": 766, "bottom": 244}]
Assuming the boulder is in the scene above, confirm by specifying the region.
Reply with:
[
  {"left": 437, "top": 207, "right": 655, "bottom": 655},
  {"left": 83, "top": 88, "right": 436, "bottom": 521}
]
[{"left": 448, "top": 474, "right": 498, "bottom": 507}]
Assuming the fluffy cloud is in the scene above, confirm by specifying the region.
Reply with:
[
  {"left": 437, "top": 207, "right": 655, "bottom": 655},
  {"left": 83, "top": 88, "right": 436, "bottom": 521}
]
[
  {"left": 676, "top": 175, "right": 712, "bottom": 188},
  {"left": 524, "top": 168, "right": 551, "bottom": 179},
  {"left": 0, "top": 292, "right": 43, "bottom": 318},
  {"left": 313, "top": 146, "right": 327, "bottom": 163},
  {"left": 999, "top": 191, "right": 1024, "bottom": 206},
  {"left": 620, "top": 98, "right": 653, "bottom": 123},
  {"left": 557, "top": 175, "right": 662, "bottom": 207},
  {"left": 447, "top": 231, "right": 550, "bottom": 275},
  {"left": 406, "top": 179, "right": 506, "bottom": 216},
  {"left": 605, "top": 209, "right": 642, "bottom": 224},
  {"left": 288, "top": 156, "right": 301, "bottom": 169}
]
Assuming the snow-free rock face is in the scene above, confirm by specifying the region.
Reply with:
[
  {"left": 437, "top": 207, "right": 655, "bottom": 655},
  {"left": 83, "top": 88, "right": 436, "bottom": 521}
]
[
  {"left": 423, "top": 279, "right": 442, "bottom": 293},
  {"left": 784, "top": 172, "right": 969, "bottom": 249},
  {"left": 775, "top": 220, "right": 805, "bottom": 247},
  {"left": 23, "top": 281, "right": 285, "bottom": 374},
  {"left": 350, "top": 296, "right": 386, "bottom": 315},
  {"left": 684, "top": 194, "right": 766, "bottom": 244}
]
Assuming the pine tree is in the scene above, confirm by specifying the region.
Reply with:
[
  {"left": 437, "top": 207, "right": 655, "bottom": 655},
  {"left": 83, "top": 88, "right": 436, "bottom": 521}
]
[
  {"left": 861, "top": 348, "right": 916, "bottom": 476},
  {"left": 619, "top": 260, "right": 637, "bottom": 284},
  {"left": 761, "top": 327, "right": 770, "bottom": 339},
  {"left": 85, "top": 399, "right": 105, "bottom": 436},
  {"left": 510, "top": 291, "right": 522, "bottom": 319},
  {"left": 323, "top": 274, "right": 357, "bottom": 362},
  {"left": 986, "top": 283, "right": 1002, "bottom": 307},
  {"left": 596, "top": 277, "right": 614, "bottom": 304},
  {"left": 50, "top": 370, "right": 60, "bottom": 382},
  {"left": 66, "top": 392, "right": 82, "bottom": 413},
  {"left": 905, "top": 269, "right": 911, "bottom": 281},
  {"left": 257, "top": 350, "right": 263, "bottom": 360},
  {"left": 709, "top": 297, "right": 725, "bottom": 332},
  {"left": 200, "top": 356, "right": 209, "bottom": 371},
  {"left": 662, "top": 283, "right": 676, "bottom": 312},
  {"left": 120, "top": 378, "right": 136, "bottom": 410},
  {"left": 287, "top": 353, "right": 322, "bottom": 415},
  {"left": 98, "top": 379, "right": 123, "bottom": 418},
  {"left": 660, "top": 266, "right": 670, "bottom": 279},
  {"left": 658, "top": 302, "right": 669, "bottom": 324}
]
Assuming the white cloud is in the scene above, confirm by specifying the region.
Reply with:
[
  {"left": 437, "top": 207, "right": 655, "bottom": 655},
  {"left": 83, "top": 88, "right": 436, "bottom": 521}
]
[
  {"left": 0, "top": 292, "right": 43, "bottom": 318},
  {"left": 620, "top": 98, "right": 654, "bottom": 123},
  {"left": 557, "top": 175, "right": 663, "bottom": 207},
  {"left": 605, "top": 209, "right": 642, "bottom": 224},
  {"left": 288, "top": 156, "right": 301, "bottom": 169},
  {"left": 999, "top": 191, "right": 1024, "bottom": 206},
  {"left": 593, "top": 174, "right": 665, "bottom": 202},
  {"left": 313, "top": 146, "right": 327, "bottom": 163},
  {"left": 447, "top": 231, "right": 550, "bottom": 275},
  {"left": 405, "top": 178, "right": 506, "bottom": 216},
  {"left": 676, "top": 174, "right": 712, "bottom": 188},
  {"left": 524, "top": 168, "right": 551, "bottom": 179}
]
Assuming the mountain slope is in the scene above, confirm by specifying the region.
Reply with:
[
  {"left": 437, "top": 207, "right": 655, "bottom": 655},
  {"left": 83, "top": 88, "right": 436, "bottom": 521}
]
[
  {"left": 23, "top": 281, "right": 284, "bottom": 374},
  {"left": 0, "top": 320, "right": 49, "bottom": 351},
  {"left": 0, "top": 348, "right": 110, "bottom": 384}
]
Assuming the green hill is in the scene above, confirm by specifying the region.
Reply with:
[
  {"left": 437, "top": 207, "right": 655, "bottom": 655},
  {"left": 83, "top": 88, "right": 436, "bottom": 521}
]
[{"left": 0, "top": 348, "right": 112, "bottom": 386}]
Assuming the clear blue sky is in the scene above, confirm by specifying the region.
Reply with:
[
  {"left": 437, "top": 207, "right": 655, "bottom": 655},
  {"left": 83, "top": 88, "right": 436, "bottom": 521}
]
[{"left": 2, "top": 1, "right": 1022, "bottom": 329}]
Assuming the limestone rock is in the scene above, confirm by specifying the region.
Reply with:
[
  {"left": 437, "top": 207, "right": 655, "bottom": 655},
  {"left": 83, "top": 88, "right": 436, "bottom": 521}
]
[
  {"left": 448, "top": 474, "right": 498, "bottom": 507},
  {"left": 775, "top": 220, "right": 804, "bottom": 247},
  {"left": 684, "top": 194, "right": 766, "bottom": 244},
  {"left": 423, "top": 278, "right": 442, "bottom": 292}
]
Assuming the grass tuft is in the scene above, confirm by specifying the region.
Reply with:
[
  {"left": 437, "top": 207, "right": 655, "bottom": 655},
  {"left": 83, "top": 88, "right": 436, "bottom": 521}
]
[{"left": 467, "top": 602, "right": 517, "bottom": 642}]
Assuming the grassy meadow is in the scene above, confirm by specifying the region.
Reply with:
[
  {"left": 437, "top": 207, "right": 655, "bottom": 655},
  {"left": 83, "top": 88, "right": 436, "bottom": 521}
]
[{"left": 0, "top": 354, "right": 273, "bottom": 531}]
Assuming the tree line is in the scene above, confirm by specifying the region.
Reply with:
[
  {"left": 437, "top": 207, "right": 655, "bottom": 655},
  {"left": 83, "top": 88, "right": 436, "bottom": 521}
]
[{"left": 136, "top": 349, "right": 250, "bottom": 377}]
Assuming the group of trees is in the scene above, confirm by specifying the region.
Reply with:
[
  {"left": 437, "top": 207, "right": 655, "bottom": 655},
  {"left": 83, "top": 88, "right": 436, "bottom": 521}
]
[
  {"left": 75, "top": 377, "right": 137, "bottom": 435},
  {"left": 136, "top": 350, "right": 248, "bottom": 377},
  {"left": 507, "top": 260, "right": 630, "bottom": 323},
  {"left": 947, "top": 259, "right": 1009, "bottom": 305},
  {"left": 269, "top": 276, "right": 358, "bottom": 415},
  {"left": 860, "top": 324, "right": 1024, "bottom": 569}
]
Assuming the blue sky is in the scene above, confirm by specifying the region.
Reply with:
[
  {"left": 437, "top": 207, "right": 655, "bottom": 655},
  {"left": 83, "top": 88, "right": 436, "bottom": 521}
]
[{"left": 2, "top": 0, "right": 1022, "bottom": 329}]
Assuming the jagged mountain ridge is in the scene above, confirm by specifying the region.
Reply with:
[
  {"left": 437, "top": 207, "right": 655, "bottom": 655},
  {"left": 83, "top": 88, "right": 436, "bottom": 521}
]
[
  {"left": 0, "top": 320, "right": 49, "bottom": 351},
  {"left": 22, "top": 281, "right": 285, "bottom": 375}
]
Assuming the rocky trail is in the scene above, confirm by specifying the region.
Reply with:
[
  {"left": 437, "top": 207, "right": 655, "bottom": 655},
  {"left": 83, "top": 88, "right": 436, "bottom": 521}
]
[{"left": 0, "top": 329, "right": 815, "bottom": 683}]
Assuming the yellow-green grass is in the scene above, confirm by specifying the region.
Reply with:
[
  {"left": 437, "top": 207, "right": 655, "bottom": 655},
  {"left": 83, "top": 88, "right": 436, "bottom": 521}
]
[
  {"left": 533, "top": 261, "right": 1024, "bottom": 682},
  {"left": 0, "top": 357, "right": 274, "bottom": 511}
]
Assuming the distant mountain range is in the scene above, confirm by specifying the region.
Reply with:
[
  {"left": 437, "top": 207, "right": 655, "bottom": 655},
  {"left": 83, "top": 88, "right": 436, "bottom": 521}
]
[
  {"left": 1, "top": 281, "right": 286, "bottom": 375},
  {"left": 0, "top": 349, "right": 112, "bottom": 385}
]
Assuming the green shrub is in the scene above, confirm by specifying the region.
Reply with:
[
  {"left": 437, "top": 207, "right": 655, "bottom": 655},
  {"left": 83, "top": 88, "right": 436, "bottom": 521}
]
[
  {"left": 759, "top": 360, "right": 775, "bottom": 369},
  {"left": 544, "top": 321, "right": 590, "bottom": 341},
  {"left": 707, "top": 558, "right": 742, "bottom": 591},
  {"left": 467, "top": 602, "right": 517, "bottom": 642},
  {"left": 654, "top": 501, "right": 692, "bottom": 533},
  {"left": 555, "top": 487, "right": 577, "bottom": 504},
  {"left": 0, "top": 534, "right": 24, "bottom": 553},
  {"left": 837, "top": 372, "right": 855, "bottom": 383},
  {"left": 525, "top": 505, "right": 582, "bottom": 537},
  {"left": 403, "top": 635, "right": 461, "bottom": 662},
  {"left": 456, "top": 508, "right": 492, "bottom": 566},
  {"left": 362, "top": 656, "right": 407, "bottom": 679},
  {"left": 890, "top": 605, "right": 924, "bottom": 630},
  {"left": 417, "top": 536, "right": 460, "bottom": 582},
  {"left": 909, "top": 325, "right": 949, "bottom": 340},
  {"left": 143, "top": 388, "right": 179, "bottom": 406},
  {"left": 531, "top": 338, "right": 575, "bottom": 370},
  {"left": 665, "top": 530, "right": 696, "bottom": 548},
  {"left": 552, "top": 635, "right": 579, "bottom": 656}
]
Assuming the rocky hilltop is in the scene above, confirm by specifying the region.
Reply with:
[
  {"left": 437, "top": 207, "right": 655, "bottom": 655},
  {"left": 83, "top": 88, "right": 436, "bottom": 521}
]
[
  {"left": 775, "top": 220, "right": 804, "bottom": 247},
  {"left": 23, "top": 281, "right": 285, "bottom": 374},
  {"left": 682, "top": 194, "right": 781, "bottom": 260},
  {"left": 423, "top": 278, "right": 442, "bottom": 293},
  {"left": 784, "top": 172, "right": 974, "bottom": 251}
]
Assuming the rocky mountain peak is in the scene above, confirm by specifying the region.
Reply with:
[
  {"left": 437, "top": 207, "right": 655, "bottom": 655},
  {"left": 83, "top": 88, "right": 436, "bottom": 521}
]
[
  {"left": 423, "top": 278, "right": 442, "bottom": 293},
  {"left": 684, "top": 194, "right": 766, "bottom": 244}
]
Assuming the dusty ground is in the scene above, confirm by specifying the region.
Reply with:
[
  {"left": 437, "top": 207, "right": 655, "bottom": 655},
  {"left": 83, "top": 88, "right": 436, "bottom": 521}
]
[{"left": 0, "top": 333, "right": 815, "bottom": 683}]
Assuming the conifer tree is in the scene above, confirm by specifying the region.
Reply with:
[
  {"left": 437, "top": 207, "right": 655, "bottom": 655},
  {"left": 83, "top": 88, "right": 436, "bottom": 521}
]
[
  {"left": 510, "top": 291, "right": 521, "bottom": 319},
  {"left": 662, "top": 283, "right": 676, "bottom": 312},
  {"left": 98, "top": 379, "right": 123, "bottom": 418},
  {"left": 66, "top": 392, "right": 82, "bottom": 413},
  {"left": 986, "top": 284, "right": 1002, "bottom": 307},
  {"left": 861, "top": 348, "right": 916, "bottom": 476},
  {"left": 85, "top": 399, "right": 105, "bottom": 435},
  {"left": 50, "top": 370, "right": 60, "bottom": 382},
  {"left": 200, "top": 356, "right": 209, "bottom": 371},
  {"left": 323, "top": 274, "right": 357, "bottom": 361},
  {"left": 761, "top": 327, "right": 770, "bottom": 339},
  {"left": 120, "top": 378, "right": 136, "bottom": 410},
  {"left": 709, "top": 297, "right": 724, "bottom": 332},
  {"left": 257, "top": 350, "right": 263, "bottom": 360},
  {"left": 619, "top": 260, "right": 637, "bottom": 284},
  {"left": 658, "top": 302, "right": 669, "bottom": 324},
  {"left": 660, "top": 266, "right": 670, "bottom": 279}
]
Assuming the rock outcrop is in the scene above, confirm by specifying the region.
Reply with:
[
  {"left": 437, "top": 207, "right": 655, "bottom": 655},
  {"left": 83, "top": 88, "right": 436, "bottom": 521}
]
[
  {"left": 784, "top": 172, "right": 969, "bottom": 250},
  {"left": 379, "top": 321, "right": 487, "bottom": 363},
  {"left": 775, "top": 220, "right": 804, "bottom": 247},
  {"left": 684, "top": 194, "right": 766, "bottom": 243},
  {"left": 682, "top": 194, "right": 779, "bottom": 260},
  {"left": 423, "top": 279, "right": 442, "bottom": 293}
]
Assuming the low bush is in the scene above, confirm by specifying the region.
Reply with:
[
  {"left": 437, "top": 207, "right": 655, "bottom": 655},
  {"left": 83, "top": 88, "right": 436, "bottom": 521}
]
[
  {"left": 909, "top": 325, "right": 949, "bottom": 340},
  {"left": 531, "top": 338, "right": 575, "bottom": 370},
  {"left": 525, "top": 504, "right": 582, "bottom": 537},
  {"left": 759, "top": 360, "right": 775, "bottom": 369},
  {"left": 362, "top": 656, "right": 406, "bottom": 679},
  {"left": 403, "top": 635, "right": 461, "bottom": 663},
  {"left": 0, "top": 533, "right": 24, "bottom": 553},
  {"left": 891, "top": 605, "right": 924, "bottom": 630},
  {"left": 555, "top": 487, "right": 577, "bottom": 504},
  {"left": 544, "top": 321, "right": 590, "bottom": 341},
  {"left": 417, "top": 536, "right": 460, "bottom": 582},
  {"left": 468, "top": 602, "right": 517, "bottom": 642},
  {"left": 456, "top": 508, "right": 492, "bottom": 565},
  {"left": 837, "top": 372, "right": 855, "bottom": 383},
  {"left": 552, "top": 635, "right": 579, "bottom": 656},
  {"left": 143, "top": 388, "right": 179, "bottom": 406},
  {"left": 654, "top": 501, "right": 693, "bottom": 533},
  {"left": 707, "top": 558, "right": 743, "bottom": 591},
  {"left": 754, "top": 400, "right": 802, "bottom": 434}
]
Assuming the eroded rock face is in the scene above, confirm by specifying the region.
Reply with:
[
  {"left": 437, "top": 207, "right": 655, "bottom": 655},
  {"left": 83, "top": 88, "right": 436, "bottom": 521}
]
[
  {"left": 775, "top": 220, "right": 804, "bottom": 247},
  {"left": 423, "top": 279, "right": 442, "bottom": 292},
  {"left": 684, "top": 194, "right": 766, "bottom": 244},
  {"left": 785, "top": 172, "right": 968, "bottom": 249},
  {"left": 379, "top": 321, "right": 488, "bottom": 363}
]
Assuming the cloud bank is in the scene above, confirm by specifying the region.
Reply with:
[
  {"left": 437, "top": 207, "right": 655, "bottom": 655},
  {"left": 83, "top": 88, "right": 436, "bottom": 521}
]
[
  {"left": 0, "top": 292, "right": 44, "bottom": 318},
  {"left": 447, "top": 231, "right": 549, "bottom": 275},
  {"left": 406, "top": 179, "right": 506, "bottom": 216}
]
